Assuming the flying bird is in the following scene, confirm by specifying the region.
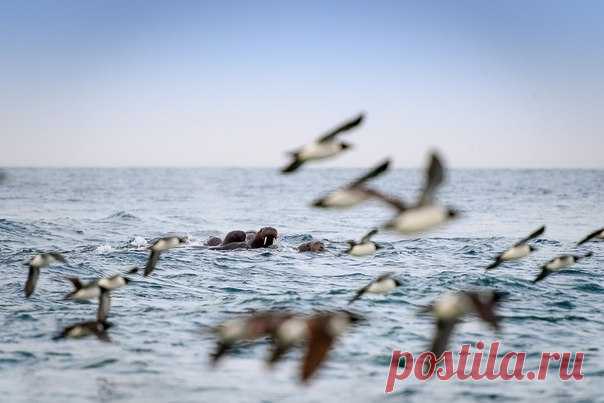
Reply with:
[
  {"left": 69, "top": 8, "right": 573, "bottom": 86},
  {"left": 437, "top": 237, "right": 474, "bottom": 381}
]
[
  {"left": 24, "top": 252, "right": 66, "bottom": 298},
  {"left": 55, "top": 286, "right": 114, "bottom": 341},
  {"left": 577, "top": 228, "right": 604, "bottom": 246},
  {"left": 144, "top": 236, "right": 187, "bottom": 277},
  {"left": 209, "top": 311, "right": 294, "bottom": 365},
  {"left": 281, "top": 113, "right": 364, "bottom": 174},
  {"left": 533, "top": 252, "right": 593, "bottom": 283},
  {"left": 268, "top": 311, "right": 362, "bottom": 383},
  {"left": 312, "top": 159, "right": 390, "bottom": 208},
  {"left": 486, "top": 226, "right": 545, "bottom": 270},
  {"left": 348, "top": 272, "right": 400, "bottom": 304},
  {"left": 54, "top": 321, "right": 113, "bottom": 342},
  {"left": 346, "top": 228, "right": 382, "bottom": 257},
  {"left": 375, "top": 152, "right": 458, "bottom": 234},
  {"left": 422, "top": 290, "right": 505, "bottom": 371}
]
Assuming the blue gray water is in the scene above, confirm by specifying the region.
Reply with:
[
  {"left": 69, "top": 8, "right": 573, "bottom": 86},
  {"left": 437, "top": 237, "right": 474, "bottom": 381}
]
[{"left": 1, "top": 168, "right": 603, "bottom": 402}]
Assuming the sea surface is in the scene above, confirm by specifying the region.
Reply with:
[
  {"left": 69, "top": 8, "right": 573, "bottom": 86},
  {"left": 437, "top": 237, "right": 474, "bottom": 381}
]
[{"left": 0, "top": 168, "right": 603, "bottom": 403}]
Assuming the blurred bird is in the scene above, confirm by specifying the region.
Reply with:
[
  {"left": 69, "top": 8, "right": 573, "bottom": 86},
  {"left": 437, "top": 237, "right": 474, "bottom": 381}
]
[
  {"left": 281, "top": 113, "right": 364, "bottom": 174},
  {"left": 55, "top": 286, "right": 113, "bottom": 341},
  {"left": 533, "top": 252, "right": 593, "bottom": 283},
  {"left": 486, "top": 226, "right": 545, "bottom": 270},
  {"left": 421, "top": 290, "right": 505, "bottom": 370},
  {"left": 210, "top": 311, "right": 295, "bottom": 365},
  {"left": 268, "top": 311, "right": 362, "bottom": 383},
  {"left": 346, "top": 228, "right": 381, "bottom": 256},
  {"left": 375, "top": 152, "right": 458, "bottom": 234},
  {"left": 348, "top": 272, "right": 400, "bottom": 304},
  {"left": 64, "top": 274, "right": 129, "bottom": 300},
  {"left": 54, "top": 321, "right": 113, "bottom": 342},
  {"left": 577, "top": 228, "right": 604, "bottom": 246},
  {"left": 144, "top": 236, "right": 188, "bottom": 276},
  {"left": 24, "top": 252, "right": 66, "bottom": 298},
  {"left": 312, "top": 159, "right": 390, "bottom": 208}
]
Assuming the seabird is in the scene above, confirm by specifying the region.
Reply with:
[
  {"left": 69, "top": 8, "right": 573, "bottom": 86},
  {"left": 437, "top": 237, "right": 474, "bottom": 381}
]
[
  {"left": 422, "top": 290, "right": 505, "bottom": 370},
  {"left": 348, "top": 272, "right": 400, "bottom": 304},
  {"left": 54, "top": 321, "right": 113, "bottom": 342},
  {"left": 210, "top": 311, "right": 294, "bottom": 365},
  {"left": 269, "top": 311, "right": 362, "bottom": 382},
  {"left": 281, "top": 113, "right": 364, "bottom": 174},
  {"left": 486, "top": 225, "right": 545, "bottom": 270},
  {"left": 375, "top": 152, "right": 458, "bottom": 234},
  {"left": 64, "top": 274, "right": 129, "bottom": 300},
  {"left": 144, "top": 236, "right": 187, "bottom": 277},
  {"left": 533, "top": 252, "right": 593, "bottom": 283},
  {"left": 346, "top": 228, "right": 381, "bottom": 257},
  {"left": 24, "top": 252, "right": 67, "bottom": 298},
  {"left": 312, "top": 159, "right": 390, "bottom": 208}
]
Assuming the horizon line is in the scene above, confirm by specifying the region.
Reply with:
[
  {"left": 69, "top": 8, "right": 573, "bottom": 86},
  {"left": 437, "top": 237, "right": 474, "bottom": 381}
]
[{"left": 2, "top": 165, "right": 603, "bottom": 170}]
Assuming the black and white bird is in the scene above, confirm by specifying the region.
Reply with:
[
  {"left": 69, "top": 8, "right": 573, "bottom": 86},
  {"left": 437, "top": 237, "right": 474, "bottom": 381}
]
[
  {"left": 144, "top": 236, "right": 188, "bottom": 277},
  {"left": 64, "top": 274, "right": 130, "bottom": 300},
  {"left": 348, "top": 272, "right": 400, "bottom": 304},
  {"left": 54, "top": 320, "right": 113, "bottom": 342},
  {"left": 422, "top": 290, "right": 504, "bottom": 369},
  {"left": 486, "top": 226, "right": 545, "bottom": 270},
  {"left": 24, "top": 252, "right": 66, "bottom": 298},
  {"left": 55, "top": 286, "right": 113, "bottom": 341},
  {"left": 346, "top": 228, "right": 382, "bottom": 257},
  {"left": 375, "top": 152, "right": 458, "bottom": 234},
  {"left": 533, "top": 252, "right": 593, "bottom": 283},
  {"left": 281, "top": 113, "right": 364, "bottom": 174},
  {"left": 577, "top": 228, "right": 604, "bottom": 246},
  {"left": 312, "top": 159, "right": 390, "bottom": 208},
  {"left": 268, "top": 311, "right": 362, "bottom": 383}
]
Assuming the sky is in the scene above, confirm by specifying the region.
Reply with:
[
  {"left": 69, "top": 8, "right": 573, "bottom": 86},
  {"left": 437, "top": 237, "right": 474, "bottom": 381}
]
[{"left": 1, "top": 0, "right": 603, "bottom": 168}]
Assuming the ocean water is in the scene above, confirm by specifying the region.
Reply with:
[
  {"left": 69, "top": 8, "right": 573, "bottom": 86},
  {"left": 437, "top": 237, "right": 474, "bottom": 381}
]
[{"left": 0, "top": 167, "right": 603, "bottom": 403}]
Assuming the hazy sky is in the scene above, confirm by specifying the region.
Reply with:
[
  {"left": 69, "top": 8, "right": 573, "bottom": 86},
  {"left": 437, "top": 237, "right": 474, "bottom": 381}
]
[{"left": 1, "top": 1, "right": 603, "bottom": 168}]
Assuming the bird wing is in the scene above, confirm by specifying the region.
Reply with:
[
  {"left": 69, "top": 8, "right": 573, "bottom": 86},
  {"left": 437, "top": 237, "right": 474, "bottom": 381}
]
[
  {"left": 533, "top": 267, "right": 552, "bottom": 283},
  {"left": 430, "top": 319, "right": 458, "bottom": 364},
  {"left": 281, "top": 158, "right": 305, "bottom": 174},
  {"left": 348, "top": 285, "right": 369, "bottom": 304},
  {"left": 97, "top": 289, "right": 111, "bottom": 322},
  {"left": 301, "top": 322, "right": 335, "bottom": 382},
  {"left": 266, "top": 342, "right": 293, "bottom": 366},
  {"left": 418, "top": 152, "right": 445, "bottom": 206},
  {"left": 66, "top": 277, "right": 83, "bottom": 290},
  {"left": 25, "top": 266, "right": 40, "bottom": 298},
  {"left": 577, "top": 228, "right": 604, "bottom": 245},
  {"left": 346, "top": 159, "right": 390, "bottom": 188},
  {"left": 513, "top": 225, "right": 546, "bottom": 247},
  {"left": 485, "top": 258, "right": 502, "bottom": 270},
  {"left": 144, "top": 250, "right": 160, "bottom": 277},
  {"left": 360, "top": 228, "right": 379, "bottom": 244},
  {"left": 317, "top": 113, "right": 364, "bottom": 143},
  {"left": 366, "top": 189, "right": 407, "bottom": 212}
]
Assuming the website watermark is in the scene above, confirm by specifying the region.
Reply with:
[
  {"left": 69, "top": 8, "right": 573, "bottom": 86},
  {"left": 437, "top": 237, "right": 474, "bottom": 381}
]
[{"left": 385, "top": 341, "right": 584, "bottom": 393}]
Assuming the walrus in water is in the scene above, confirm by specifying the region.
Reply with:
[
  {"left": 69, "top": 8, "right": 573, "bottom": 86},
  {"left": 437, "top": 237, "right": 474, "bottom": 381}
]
[
  {"left": 297, "top": 241, "right": 325, "bottom": 253},
  {"left": 248, "top": 227, "right": 278, "bottom": 248},
  {"left": 206, "top": 236, "right": 222, "bottom": 247},
  {"left": 210, "top": 227, "right": 278, "bottom": 250}
]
